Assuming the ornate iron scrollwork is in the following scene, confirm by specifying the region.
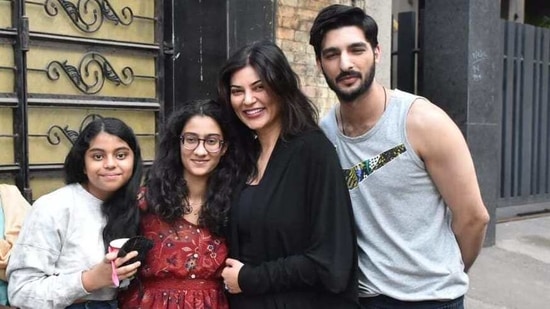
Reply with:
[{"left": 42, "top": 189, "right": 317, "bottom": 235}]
[
  {"left": 46, "top": 52, "right": 134, "bottom": 94},
  {"left": 43, "top": 0, "right": 134, "bottom": 33},
  {"left": 45, "top": 114, "right": 103, "bottom": 145}
]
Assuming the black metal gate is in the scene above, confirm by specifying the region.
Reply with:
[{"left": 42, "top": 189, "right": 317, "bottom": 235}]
[
  {"left": 392, "top": 11, "right": 419, "bottom": 95},
  {"left": 0, "top": 0, "right": 277, "bottom": 201},
  {"left": 499, "top": 20, "right": 550, "bottom": 217},
  {"left": 0, "top": 0, "right": 164, "bottom": 200}
]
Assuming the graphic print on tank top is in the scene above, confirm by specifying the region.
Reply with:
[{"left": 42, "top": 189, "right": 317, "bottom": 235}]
[{"left": 343, "top": 144, "right": 407, "bottom": 190}]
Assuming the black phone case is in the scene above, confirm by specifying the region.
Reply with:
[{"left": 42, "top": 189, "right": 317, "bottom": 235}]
[{"left": 117, "top": 236, "right": 154, "bottom": 266}]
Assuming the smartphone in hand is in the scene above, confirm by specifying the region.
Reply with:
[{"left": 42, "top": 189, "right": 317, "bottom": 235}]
[{"left": 116, "top": 236, "right": 154, "bottom": 266}]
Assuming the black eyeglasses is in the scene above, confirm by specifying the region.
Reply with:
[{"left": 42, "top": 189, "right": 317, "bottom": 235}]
[{"left": 180, "top": 133, "right": 225, "bottom": 153}]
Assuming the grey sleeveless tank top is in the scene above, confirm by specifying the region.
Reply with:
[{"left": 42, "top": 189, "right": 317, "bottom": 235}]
[{"left": 320, "top": 89, "right": 468, "bottom": 301}]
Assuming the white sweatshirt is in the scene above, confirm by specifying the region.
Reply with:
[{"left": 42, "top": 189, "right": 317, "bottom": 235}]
[{"left": 7, "top": 183, "right": 116, "bottom": 309}]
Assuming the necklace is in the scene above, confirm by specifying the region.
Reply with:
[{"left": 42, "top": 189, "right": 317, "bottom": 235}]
[
  {"left": 183, "top": 200, "right": 203, "bottom": 216},
  {"left": 340, "top": 86, "right": 387, "bottom": 136}
]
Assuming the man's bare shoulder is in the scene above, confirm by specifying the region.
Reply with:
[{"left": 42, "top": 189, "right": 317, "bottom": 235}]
[
  {"left": 407, "top": 98, "right": 454, "bottom": 130},
  {"left": 406, "top": 97, "right": 465, "bottom": 158}
]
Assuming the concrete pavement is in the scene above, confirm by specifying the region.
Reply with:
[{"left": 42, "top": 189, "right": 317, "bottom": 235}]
[{"left": 465, "top": 215, "right": 550, "bottom": 309}]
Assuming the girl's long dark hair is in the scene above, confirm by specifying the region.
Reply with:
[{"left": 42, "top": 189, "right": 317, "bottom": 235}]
[
  {"left": 218, "top": 40, "right": 319, "bottom": 179},
  {"left": 64, "top": 117, "right": 143, "bottom": 250},
  {"left": 145, "top": 99, "right": 243, "bottom": 236}
]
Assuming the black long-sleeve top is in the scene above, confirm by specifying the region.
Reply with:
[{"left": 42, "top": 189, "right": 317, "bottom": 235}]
[{"left": 227, "top": 129, "right": 359, "bottom": 309}]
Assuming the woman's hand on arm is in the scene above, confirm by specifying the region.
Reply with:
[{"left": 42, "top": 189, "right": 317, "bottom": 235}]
[
  {"left": 221, "top": 258, "right": 244, "bottom": 294},
  {"left": 81, "top": 250, "right": 140, "bottom": 292}
]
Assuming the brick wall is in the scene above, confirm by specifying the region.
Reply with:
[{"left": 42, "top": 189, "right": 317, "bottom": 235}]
[{"left": 275, "top": 0, "right": 367, "bottom": 117}]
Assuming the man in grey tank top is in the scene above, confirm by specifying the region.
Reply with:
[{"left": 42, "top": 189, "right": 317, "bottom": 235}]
[{"left": 309, "top": 5, "right": 490, "bottom": 309}]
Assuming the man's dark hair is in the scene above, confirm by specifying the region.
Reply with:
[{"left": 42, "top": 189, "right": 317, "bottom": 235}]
[{"left": 309, "top": 4, "right": 379, "bottom": 59}]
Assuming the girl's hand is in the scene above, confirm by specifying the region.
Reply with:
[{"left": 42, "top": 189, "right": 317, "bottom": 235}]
[
  {"left": 113, "top": 250, "right": 141, "bottom": 280},
  {"left": 81, "top": 251, "right": 140, "bottom": 291},
  {"left": 221, "top": 258, "right": 244, "bottom": 294}
]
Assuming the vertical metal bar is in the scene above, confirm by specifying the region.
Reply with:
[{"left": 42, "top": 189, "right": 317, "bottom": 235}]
[
  {"left": 13, "top": 0, "right": 31, "bottom": 200},
  {"left": 512, "top": 22, "right": 521, "bottom": 197},
  {"left": 502, "top": 21, "right": 515, "bottom": 200},
  {"left": 531, "top": 27, "right": 539, "bottom": 195},
  {"left": 533, "top": 27, "right": 542, "bottom": 195},
  {"left": 521, "top": 25, "right": 535, "bottom": 198},
  {"left": 543, "top": 27, "right": 550, "bottom": 194},
  {"left": 162, "top": 0, "right": 174, "bottom": 123},
  {"left": 397, "top": 12, "right": 416, "bottom": 94},
  {"left": 417, "top": 0, "right": 425, "bottom": 96},
  {"left": 156, "top": 0, "right": 166, "bottom": 145}
]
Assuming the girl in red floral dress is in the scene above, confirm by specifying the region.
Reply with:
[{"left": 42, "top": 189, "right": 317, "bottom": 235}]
[{"left": 119, "top": 99, "right": 244, "bottom": 309}]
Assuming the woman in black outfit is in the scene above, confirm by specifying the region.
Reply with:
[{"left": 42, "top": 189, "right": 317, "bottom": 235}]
[{"left": 218, "top": 40, "right": 359, "bottom": 309}]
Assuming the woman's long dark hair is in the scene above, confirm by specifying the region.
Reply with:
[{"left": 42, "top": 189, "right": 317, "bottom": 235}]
[
  {"left": 64, "top": 117, "right": 143, "bottom": 250},
  {"left": 145, "top": 99, "right": 242, "bottom": 236},
  {"left": 218, "top": 40, "right": 319, "bottom": 179}
]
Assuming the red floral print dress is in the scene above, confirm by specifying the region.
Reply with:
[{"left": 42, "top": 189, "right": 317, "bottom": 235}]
[{"left": 118, "top": 197, "right": 228, "bottom": 309}]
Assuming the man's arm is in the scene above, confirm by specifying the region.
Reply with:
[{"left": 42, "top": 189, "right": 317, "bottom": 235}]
[{"left": 407, "top": 99, "right": 490, "bottom": 272}]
